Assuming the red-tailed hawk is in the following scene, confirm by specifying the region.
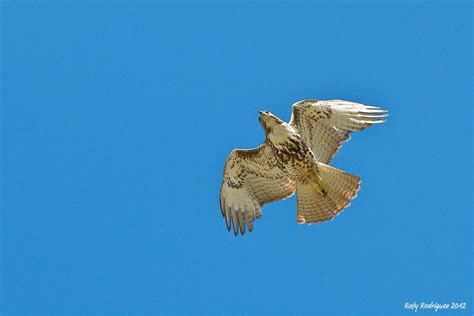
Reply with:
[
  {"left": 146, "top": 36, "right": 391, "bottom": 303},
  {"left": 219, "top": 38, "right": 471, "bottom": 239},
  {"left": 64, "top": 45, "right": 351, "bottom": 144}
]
[{"left": 219, "top": 99, "right": 388, "bottom": 236}]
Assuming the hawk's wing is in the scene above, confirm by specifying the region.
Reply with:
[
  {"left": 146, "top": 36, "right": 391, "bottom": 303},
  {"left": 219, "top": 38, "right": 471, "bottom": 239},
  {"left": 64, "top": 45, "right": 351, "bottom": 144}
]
[
  {"left": 220, "top": 144, "right": 295, "bottom": 236},
  {"left": 289, "top": 99, "right": 388, "bottom": 164}
]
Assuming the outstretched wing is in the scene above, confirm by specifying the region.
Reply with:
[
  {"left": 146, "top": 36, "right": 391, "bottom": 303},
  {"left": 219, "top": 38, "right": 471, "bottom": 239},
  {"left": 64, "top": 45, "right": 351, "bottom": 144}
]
[
  {"left": 220, "top": 144, "right": 295, "bottom": 236},
  {"left": 289, "top": 99, "right": 388, "bottom": 164}
]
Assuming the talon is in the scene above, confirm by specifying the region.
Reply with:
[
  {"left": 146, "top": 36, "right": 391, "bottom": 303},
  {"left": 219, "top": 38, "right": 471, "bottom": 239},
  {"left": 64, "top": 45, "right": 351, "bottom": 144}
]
[
  {"left": 310, "top": 182, "right": 327, "bottom": 196},
  {"left": 321, "top": 187, "right": 328, "bottom": 197}
]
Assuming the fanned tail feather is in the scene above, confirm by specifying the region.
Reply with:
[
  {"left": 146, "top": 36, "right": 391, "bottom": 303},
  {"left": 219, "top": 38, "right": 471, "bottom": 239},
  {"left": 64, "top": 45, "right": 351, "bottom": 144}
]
[{"left": 296, "top": 163, "right": 361, "bottom": 224}]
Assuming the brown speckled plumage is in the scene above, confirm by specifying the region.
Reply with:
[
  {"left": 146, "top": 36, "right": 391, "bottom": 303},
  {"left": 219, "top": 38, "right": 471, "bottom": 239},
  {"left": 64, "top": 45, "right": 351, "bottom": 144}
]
[{"left": 220, "top": 99, "right": 388, "bottom": 236}]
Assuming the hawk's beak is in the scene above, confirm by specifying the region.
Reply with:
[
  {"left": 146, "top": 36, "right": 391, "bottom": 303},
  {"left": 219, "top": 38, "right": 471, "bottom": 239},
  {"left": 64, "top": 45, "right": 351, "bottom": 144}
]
[{"left": 259, "top": 110, "right": 264, "bottom": 115}]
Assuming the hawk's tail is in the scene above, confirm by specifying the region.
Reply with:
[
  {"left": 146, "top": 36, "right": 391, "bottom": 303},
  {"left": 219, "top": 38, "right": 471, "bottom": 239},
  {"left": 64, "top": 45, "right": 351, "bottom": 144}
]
[{"left": 296, "top": 163, "right": 361, "bottom": 224}]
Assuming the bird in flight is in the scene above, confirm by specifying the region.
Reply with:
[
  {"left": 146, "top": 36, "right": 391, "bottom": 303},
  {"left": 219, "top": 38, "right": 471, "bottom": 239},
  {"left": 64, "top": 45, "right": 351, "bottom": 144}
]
[{"left": 219, "top": 99, "right": 388, "bottom": 236}]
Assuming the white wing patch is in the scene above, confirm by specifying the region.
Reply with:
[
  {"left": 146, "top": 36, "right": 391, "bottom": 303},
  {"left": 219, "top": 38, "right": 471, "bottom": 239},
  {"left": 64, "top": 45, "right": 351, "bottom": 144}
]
[{"left": 290, "top": 99, "right": 388, "bottom": 164}]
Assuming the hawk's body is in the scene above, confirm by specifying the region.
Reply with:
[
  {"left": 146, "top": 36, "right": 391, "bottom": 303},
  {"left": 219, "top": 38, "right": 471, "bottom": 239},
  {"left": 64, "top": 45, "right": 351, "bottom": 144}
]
[{"left": 220, "top": 99, "right": 387, "bottom": 235}]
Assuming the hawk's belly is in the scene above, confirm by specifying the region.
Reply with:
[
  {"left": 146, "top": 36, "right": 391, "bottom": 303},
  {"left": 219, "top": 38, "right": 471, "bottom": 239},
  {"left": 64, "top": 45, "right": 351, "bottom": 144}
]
[{"left": 270, "top": 136, "right": 316, "bottom": 179}]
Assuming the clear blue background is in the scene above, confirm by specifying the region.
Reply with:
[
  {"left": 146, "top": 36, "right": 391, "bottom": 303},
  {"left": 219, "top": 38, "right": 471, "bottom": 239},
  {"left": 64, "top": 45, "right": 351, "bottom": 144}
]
[{"left": 1, "top": 2, "right": 472, "bottom": 315}]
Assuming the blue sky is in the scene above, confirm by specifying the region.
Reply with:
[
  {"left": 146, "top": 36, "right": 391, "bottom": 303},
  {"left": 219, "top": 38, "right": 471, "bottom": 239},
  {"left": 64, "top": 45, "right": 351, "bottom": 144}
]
[{"left": 1, "top": 2, "right": 472, "bottom": 315}]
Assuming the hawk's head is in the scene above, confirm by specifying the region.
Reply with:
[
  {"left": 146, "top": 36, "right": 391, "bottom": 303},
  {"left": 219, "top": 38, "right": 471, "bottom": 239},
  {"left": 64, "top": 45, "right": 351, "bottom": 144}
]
[{"left": 259, "top": 110, "right": 285, "bottom": 134}]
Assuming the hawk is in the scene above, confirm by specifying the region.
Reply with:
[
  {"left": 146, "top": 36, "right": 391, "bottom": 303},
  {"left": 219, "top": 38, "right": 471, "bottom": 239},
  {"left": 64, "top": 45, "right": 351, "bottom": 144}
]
[{"left": 219, "top": 99, "right": 388, "bottom": 236}]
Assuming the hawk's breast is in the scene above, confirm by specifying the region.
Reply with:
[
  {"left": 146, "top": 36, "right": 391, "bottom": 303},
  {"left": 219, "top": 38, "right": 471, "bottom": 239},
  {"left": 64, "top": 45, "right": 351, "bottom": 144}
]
[{"left": 270, "top": 134, "right": 313, "bottom": 176}]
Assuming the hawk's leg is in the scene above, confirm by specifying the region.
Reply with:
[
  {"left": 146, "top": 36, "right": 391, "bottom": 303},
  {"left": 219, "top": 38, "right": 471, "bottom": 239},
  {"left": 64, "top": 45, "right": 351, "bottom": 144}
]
[{"left": 307, "top": 166, "right": 327, "bottom": 197}]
